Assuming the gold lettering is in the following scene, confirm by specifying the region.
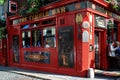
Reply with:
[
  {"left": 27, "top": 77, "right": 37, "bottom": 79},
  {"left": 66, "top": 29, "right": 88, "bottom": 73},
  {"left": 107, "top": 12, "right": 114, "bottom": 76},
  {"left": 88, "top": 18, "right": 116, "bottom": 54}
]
[
  {"left": 37, "top": 14, "right": 39, "bottom": 18},
  {"left": 20, "top": 18, "right": 23, "bottom": 22},
  {"left": 45, "top": 11, "right": 49, "bottom": 16},
  {"left": 19, "top": 18, "right": 21, "bottom": 23},
  {"left": 32, "top": 15, "right": 34, "bottom": 20},
  {"left": 22, "top": 18, "right": 24, "bottom": 22},
  {"left": 41, "top": 12, "right": 44, "bottom": 17},
  {"left": 12, "top": 5, "right": 68, "bottom": 24},
  {"left": 39, "top": 13, "right": 42, "bottom": 18},
  {"left": 34, "top": 14, "right": 38, "bottom": 19},
  {"left": 23, "top": 18, "right": 25, "bottom": 22},
  {"left": 60, "top": 7, "right": 66, "bottom": 13},
  {"left": 52, "top": 9, "right": 56, "bottom": 15},
  {"left": 29, "top": 16, "right": 32, "bottom": 21},
  {"left": 56, "top": 8, "right": 60, "bottom": 14},
  {"left": 21, "top": 18, "right": 23, "bottom": 22},
  {"left": 33, "top": 15, "right": 36, "bottom": 19}
]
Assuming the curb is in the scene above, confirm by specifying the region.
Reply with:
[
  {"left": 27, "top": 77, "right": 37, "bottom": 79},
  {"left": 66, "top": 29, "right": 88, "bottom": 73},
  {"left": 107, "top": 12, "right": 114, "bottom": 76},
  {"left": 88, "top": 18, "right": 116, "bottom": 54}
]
[{"left": 95, "top": 69, "right": 120, "bottom": 77}]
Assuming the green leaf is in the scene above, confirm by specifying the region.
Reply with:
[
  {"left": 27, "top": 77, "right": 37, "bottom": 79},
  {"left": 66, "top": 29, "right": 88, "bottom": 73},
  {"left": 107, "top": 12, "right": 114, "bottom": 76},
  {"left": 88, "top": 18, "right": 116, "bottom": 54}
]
[{"left": 0, "top": 0, "right": 5, "bottom": 5}]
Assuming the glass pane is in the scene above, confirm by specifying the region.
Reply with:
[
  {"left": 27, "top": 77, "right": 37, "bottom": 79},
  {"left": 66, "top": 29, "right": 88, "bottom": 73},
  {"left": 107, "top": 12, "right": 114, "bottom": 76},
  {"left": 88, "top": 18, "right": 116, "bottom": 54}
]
[
  {"left": 43, "top": 27, "right": 56, "bottom": 48},
  {"left": 22, "top": 24, "right": 30, "bottom": 29},
  {"left": 22, "top": 31, "right": 31, "bottom": 48},
  {"left": 31, "top": 29, "right": 42, "bottom": 47},
  {"left": 13, "top": 35, "right": 19, "bottom": 63},
  {"left": 58, "top": 26, "right": 74, "bottom": 68}
]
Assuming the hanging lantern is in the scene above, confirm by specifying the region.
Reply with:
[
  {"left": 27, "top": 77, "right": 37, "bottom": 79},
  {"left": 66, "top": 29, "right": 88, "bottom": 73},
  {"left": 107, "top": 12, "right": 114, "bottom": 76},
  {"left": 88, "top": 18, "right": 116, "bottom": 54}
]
[{"left": 106, "top": 18, "right": 114, "bottom": 30}]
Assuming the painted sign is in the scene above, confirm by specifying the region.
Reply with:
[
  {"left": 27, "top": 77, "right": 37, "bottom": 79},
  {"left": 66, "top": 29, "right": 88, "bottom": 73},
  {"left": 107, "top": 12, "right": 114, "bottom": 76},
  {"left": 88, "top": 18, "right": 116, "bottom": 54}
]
[
  {"left": 95, "top": 15, "right": 106, "bottom": 28},
  {"left": 24, "top": 51, "right": 50, "bottom": 63},
  {"left": 12, "top": 1, "right": 87, "bottom": 25},
  {"left": 106, "top": 18, "right": 114, "bottom": 29},
  {"left": 76, "top": 13, "right": 83, "bottom": 24}
]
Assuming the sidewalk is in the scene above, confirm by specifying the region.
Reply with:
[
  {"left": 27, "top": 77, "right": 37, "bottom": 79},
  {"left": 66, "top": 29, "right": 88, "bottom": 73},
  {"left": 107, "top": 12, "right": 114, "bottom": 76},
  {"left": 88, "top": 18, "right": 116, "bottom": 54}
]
[
  {"left": 0, "top": 66, "right": 119, "bottom": 80},
  {"left": 95, "top": 69, "right": 120, "bottom": 77}
]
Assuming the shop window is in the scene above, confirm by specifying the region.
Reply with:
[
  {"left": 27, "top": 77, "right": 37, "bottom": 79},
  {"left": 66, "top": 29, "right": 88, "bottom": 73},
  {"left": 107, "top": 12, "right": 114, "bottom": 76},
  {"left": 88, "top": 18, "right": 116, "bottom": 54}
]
[
  {"left": 22, "top": 31, "right": 31, "bottom": 48},
  {"left": 58, "top": 26, "right": 74, "bottom": 68},
  {"left": 43, "top": 27, "right": 56, "bottom": 48},
  {"left": 31, "top": 29, "right": 42, "bottom": 47}
]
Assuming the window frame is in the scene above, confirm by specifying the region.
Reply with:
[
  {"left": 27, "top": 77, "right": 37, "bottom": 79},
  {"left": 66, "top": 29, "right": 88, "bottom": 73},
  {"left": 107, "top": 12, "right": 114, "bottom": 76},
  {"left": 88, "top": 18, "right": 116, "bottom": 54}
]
[{"left": 21, "top": 25, "right": 56, "bottom": 49}]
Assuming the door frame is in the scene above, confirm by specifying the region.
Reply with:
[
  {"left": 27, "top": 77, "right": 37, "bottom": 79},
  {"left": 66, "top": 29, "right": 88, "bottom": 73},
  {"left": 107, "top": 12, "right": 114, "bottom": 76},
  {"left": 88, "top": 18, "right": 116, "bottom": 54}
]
[
  {"left": 94, "top": 28, "right": 106, "bottom": 69},
  {"left": 9, "top": 33, "right": 21, "bottom": 66}
]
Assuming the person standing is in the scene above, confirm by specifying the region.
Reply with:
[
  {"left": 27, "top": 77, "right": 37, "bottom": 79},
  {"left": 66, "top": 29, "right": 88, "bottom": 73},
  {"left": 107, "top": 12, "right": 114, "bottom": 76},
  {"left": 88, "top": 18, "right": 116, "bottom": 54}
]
[
  {"left": 109, "top": 41, "right": 119, "bottom": 57},
  {"left": 116, "top": 41, "right": 120, "bottom": 57}
]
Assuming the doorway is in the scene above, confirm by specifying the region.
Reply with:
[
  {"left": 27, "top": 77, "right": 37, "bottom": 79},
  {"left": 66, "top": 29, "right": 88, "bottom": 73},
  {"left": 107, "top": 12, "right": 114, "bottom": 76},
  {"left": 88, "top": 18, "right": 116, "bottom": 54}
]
[
  {"left": 10, "top": 34, "right": 20, "bottom": 65},
  {"left": 94, "top": 31, "right": 102, "bottom": 69}
]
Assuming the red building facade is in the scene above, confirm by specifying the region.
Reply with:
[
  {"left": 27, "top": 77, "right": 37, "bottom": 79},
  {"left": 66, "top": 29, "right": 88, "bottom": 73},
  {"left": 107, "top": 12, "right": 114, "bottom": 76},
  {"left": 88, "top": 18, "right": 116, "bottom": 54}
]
[{"left": 5, "top": 0, "right": 120, "bottom": 77}]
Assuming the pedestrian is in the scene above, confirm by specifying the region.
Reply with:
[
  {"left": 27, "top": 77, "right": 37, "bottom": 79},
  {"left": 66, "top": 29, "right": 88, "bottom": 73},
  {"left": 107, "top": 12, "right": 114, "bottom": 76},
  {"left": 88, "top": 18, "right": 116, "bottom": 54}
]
[
  {"left": 109, "top": 41, "right": 119, "bottom": 57},
  {"left": 116, "top": 41, "right": 120, "bottom": 57}
]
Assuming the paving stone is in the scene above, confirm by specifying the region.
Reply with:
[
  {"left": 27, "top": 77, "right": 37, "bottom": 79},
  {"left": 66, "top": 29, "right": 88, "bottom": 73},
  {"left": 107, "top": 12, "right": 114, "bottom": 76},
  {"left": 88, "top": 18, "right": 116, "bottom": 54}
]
[{"left": 0, "top": 71, "right": 43, "bottom": 80}]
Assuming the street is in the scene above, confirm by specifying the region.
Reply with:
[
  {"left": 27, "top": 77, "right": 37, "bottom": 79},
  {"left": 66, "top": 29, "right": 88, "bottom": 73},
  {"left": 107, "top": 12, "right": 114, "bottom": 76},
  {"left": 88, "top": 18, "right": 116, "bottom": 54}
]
[
  {"left": 0, "top": 71, "right": 42, "bottom": 80},
  {"left": 0, "top": 66, "right": 120, "bottom": 80}
]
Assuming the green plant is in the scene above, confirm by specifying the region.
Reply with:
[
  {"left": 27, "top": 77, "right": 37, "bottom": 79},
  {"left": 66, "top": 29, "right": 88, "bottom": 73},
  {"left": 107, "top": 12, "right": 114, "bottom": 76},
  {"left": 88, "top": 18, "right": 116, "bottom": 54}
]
[
  {"left": 0, "top": 0, "right": 5, "bottom": 5},
  {"left": 107, "top": 0, "right": 120, "bottom": 11},
  {"left": 19, "top": 0, "right": 41, "bottom": 16}
]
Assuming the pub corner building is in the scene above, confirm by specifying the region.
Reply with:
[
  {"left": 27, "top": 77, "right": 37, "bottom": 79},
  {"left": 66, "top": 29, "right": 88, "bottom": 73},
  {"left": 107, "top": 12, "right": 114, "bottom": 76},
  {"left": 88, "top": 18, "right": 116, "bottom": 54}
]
[{"left": 3, "top": 0, "right": 120, "bottom": 78}]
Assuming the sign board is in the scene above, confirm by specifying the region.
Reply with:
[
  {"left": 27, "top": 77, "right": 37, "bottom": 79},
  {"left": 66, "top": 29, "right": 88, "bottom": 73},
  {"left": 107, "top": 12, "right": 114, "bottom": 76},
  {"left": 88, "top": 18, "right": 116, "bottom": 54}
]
[
  {"left": 106, "top": 18, "right": 114, "bottom": 29},
  {"left": 95, "top": 15, "right": 106, "bottom": 28}
]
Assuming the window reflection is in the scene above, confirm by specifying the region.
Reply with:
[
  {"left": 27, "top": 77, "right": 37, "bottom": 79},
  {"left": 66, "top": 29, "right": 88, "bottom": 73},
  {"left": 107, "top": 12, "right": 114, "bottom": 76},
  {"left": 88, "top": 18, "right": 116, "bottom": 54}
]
[
  {"left": 21, "top": 25, "right": 56, "bottom": 48},
  {"left": 31, "top": 29, "right": 42, "bottom": 47},
  {"left": 58, "top": 26, "right": 74, "bottom": 68},
  {"left": 22, "top": 25, "right": 30, "bottom": 29},
  {"left": 22, "top": 31, "right": 31, "bottom": 48},
  {"left": 43, "top": 27, "right": 56, "bottom": 48}
]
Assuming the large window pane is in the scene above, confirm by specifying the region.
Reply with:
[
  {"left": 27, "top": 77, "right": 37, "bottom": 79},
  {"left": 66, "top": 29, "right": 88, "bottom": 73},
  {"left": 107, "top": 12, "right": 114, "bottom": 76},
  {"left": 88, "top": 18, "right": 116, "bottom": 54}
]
[
  {"left": 31, "top": 29, "right": 42, "bottom": 47},
  {"left": 22, "top": 31, "right": 31, "bottom": 48},
  {"left": 43, "top": 27, "right": 56, "bottom": 48}
]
